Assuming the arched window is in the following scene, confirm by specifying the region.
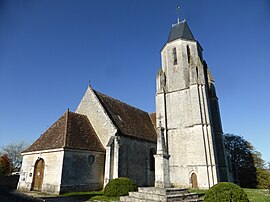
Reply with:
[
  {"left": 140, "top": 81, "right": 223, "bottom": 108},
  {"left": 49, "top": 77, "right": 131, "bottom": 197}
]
[
  {"left": 172, "top": 48, "right": 178, "bottom": 65},
  {"left": 149, "top": 148, "right": 156, "bottom": 171},
  {"left": 187, "top": 45, "right": 191, "bottom": 64}
]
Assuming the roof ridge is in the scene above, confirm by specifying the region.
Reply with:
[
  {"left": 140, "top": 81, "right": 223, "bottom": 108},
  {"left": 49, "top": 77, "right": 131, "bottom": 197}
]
[
  {"left": 63, "top": 109, "right": 69, "bottom": 147},
  {"left": 94, "top": 90, "right": 150, "bottom": 115},
  {"left": 93, "top": 90, "right": 122, "bottom": 134},
  {"left": 67, "top": 111, "right": 90, "bottom": 120},
  {"left": 42, "top": 112, "right": 66, "bottom": 135},
  {"left": 93, "top": 89, "right": 157, "bottom": 142}
]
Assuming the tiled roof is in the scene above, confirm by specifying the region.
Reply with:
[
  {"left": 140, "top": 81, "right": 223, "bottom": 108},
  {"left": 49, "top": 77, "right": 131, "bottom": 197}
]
[
  {"left": 23, "top": 111, "right": 105, "bottom": 153},
  {"left": 167, "top": 20, "right": 195, "bottom": 42},
  {"left": 94, "top": 90, "right": 157, "bottom": 143}
]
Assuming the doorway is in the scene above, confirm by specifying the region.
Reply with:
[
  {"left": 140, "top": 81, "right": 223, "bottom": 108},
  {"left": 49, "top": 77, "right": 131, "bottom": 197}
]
[
  {"left": 191, "top": 173, "right": 198, "bottom": 188},
  {"left": 31, "top": 158, "right": 45, "bottom": 191}
]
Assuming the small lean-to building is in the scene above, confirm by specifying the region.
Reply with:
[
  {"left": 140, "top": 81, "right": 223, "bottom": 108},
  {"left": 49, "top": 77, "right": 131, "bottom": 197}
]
[{"left": 17, "top": 111, "right": 106, "bottom": 193}]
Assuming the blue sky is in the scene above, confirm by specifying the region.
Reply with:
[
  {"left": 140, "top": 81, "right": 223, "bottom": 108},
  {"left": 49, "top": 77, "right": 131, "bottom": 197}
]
[{"left": 0, "top": 1, "right": 269, "bottom": 163}]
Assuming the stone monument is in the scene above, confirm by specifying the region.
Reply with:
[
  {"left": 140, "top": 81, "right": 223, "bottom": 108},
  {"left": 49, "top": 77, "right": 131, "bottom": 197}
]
[{"left": 154, "top": 118, "right": 171, "bottom": 188}]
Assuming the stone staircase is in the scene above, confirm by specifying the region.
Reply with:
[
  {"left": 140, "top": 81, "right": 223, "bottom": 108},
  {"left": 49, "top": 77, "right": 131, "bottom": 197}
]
[{"left": 120, "top": 187, "right": 202, "bottom": 202}]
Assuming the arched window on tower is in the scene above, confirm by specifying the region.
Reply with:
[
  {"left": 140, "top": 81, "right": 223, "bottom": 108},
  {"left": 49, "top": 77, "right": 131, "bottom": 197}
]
[
  {"left": 196, "top": 67, "right": 199, "bottom": 80},
  {"left": 187, "top": 45, "right": 191, "bottom": 64},
  {"left": 172, "top": 47, "right": 178, "bottom": 65}
]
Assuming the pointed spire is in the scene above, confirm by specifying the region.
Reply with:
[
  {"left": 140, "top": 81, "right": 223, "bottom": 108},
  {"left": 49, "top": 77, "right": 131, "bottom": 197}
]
[{"left": 167, "top": 20, "right": 195, "bottom": 42}]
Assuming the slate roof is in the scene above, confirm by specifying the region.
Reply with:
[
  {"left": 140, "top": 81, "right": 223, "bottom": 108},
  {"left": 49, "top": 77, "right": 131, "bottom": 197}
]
[
  {"left": 23, "top": 111, "right": 105, "bottom": 153},
  {"left": 94, "top": 90, "right": 157, "bottom": 143},
  {"left": 167, "top": 20, "right": 195, "bottom": 42}
]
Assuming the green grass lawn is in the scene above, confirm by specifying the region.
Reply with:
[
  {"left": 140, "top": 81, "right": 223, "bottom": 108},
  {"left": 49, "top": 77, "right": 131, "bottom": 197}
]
[
  {"left": 244, "top": 189, "right": 270, "bottom": 202},
  {"left": 189, "top": 188, "right": 270, "bottom": 202},
  {"left": 62, "top": 190, "right": 120, "bottom": 201},
  {"left": 61, "top": 188, "right": 270, "bottom": 201}
]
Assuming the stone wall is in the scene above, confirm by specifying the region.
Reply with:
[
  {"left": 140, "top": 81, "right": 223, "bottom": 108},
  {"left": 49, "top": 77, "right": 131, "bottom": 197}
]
[
  {"left": 118, "top": 136, "right": 156, "bottom": 187},
  {"left": 208, "top": 83, "right": 229, "bottom": 182},
  {"left": 156, "top": 36, "right": 222, "bottom": 189},
  {"left": 17, "top": 149, "right": 64, "bottom": 194},
  {"left": 60, "top": 149, "right": 105, "bottom": 193},
  {"left": 76, "top": 86, "right": 117, "bottom": 147}
]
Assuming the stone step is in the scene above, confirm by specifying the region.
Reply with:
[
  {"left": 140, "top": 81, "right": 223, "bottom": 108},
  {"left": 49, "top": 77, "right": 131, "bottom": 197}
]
[
  {"left": 129, "top": 191, "right": 166, "bottom": 201},
  {"left": 120, "top": 196, "right": 157, "bottom": 202},
  {"left": 138, "top": 187, "right": 189, "bottom": 195},
  {"left": 124, "top": 191, "right": 198, "bottom": 202},
  {"left": 120, "top": 195, "right": 202, "bottom": 202},
  {"left": 166, "top": 188, "right": 189, "bottom": 195},
  {"left": 167, "top": 192, "right": 198, "bottom": 201},
  {"left": 121, "top": 186, "right": 201, "bottom": 202}
]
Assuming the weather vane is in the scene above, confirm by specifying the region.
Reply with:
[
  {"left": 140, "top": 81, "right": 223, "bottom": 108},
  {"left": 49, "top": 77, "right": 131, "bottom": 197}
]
[{"left": 176, "top": 3, "right": 180, "bottom": 23}]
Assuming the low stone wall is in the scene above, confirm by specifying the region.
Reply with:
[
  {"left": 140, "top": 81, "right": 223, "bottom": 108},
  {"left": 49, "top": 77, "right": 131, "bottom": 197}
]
[
  {"left": 59, "top": 183, "right": 103, "bottom": 194},
  {"left": 0, "top": 175, "right": 19, "bottom": 190}
]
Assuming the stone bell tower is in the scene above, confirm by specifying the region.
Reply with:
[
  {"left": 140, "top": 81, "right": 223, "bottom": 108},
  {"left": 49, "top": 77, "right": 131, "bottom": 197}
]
[{"left": 156, "top": 20, "right": 229, "bottom": 189}]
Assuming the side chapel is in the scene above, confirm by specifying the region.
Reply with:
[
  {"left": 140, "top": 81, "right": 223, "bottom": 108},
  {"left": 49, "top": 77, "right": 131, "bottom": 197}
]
[{"left": 18, "top": 20, "right": 231, "bottom": 194}]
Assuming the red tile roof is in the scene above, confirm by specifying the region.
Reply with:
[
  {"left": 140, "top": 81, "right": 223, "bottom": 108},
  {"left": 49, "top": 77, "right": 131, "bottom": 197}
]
[
  {"left": 23, "top": 111, "right": 105, "bottom": 153},
  {"left": 94, "top": 90, "right": 157, "bottom": 143}
]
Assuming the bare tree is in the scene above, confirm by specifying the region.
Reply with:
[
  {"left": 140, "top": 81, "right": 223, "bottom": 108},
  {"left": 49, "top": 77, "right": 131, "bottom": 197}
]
[{"left": 0, "top": 141, "right": 29, "bottom": 172}]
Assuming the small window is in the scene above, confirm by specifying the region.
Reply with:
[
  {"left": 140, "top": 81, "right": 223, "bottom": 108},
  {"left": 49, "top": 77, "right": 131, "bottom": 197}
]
[
  {"left": 149, "top": 148, "right": 156, "bottom": 171},
  {"left": 172, "top": 48, "right": 178, "bottom": 65},
  {"left": 187, "top": 45, "right": 191, "bottom": 64},
  {"left": 88, "top": 155, "right": 95, "bottom": 165}
]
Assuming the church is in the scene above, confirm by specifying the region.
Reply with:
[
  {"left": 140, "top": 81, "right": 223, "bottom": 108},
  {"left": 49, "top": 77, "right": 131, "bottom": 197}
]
[{"left": 17, "top": 19, "right": 231, "bottom": 194}]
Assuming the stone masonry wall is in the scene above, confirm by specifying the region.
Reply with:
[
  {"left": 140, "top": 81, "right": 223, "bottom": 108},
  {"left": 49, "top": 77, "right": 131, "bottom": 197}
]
[
  {"left": 156, "top": 37, "right": 220, "bottom": 189},
  {"left": 17, "top": 149, "right": 64, "bottom": 194},
  {"left": 118, "top": 136, "right": 156, "bottom": 187},
  {"left": 76, "top": 86, "right": 117, "bottom": 147},
  {"left": 60, "top": 149, "right": 105, "bottom": 193}
]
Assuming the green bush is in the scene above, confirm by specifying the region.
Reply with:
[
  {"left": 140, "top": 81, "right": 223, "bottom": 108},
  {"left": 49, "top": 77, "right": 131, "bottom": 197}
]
[
  {"left": 204, "top": 182, "right": 249, "bottom": 202},
  {"left": 104, "top": 177, "right": 138, "bottom": 197}
]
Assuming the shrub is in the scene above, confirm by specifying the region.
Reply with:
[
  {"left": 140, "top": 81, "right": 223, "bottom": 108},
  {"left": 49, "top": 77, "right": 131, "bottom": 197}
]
[
  {"left": 0, "top": 154, "right": 13, "bottom": 176},
  {"left": 204, "top": 182, "right": 249, "bottom": 202},
  {"left": 104, "top": 177, "right": 138, "bottom": 197}
]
